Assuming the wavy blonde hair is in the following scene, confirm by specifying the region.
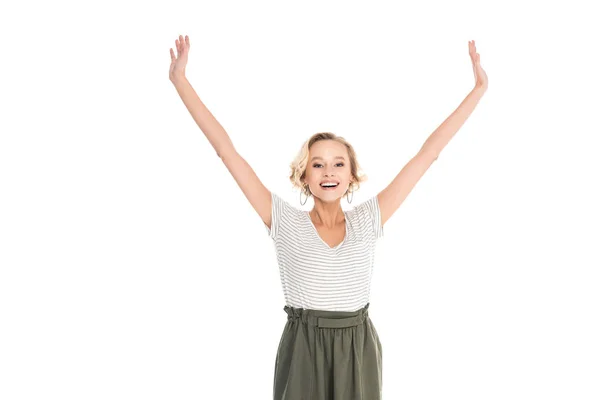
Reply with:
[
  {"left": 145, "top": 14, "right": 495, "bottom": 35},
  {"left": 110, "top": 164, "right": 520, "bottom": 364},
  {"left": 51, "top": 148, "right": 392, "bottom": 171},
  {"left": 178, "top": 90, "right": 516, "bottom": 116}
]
[{"left": 289, "top": 132, "right": 368, "bottom": 199}]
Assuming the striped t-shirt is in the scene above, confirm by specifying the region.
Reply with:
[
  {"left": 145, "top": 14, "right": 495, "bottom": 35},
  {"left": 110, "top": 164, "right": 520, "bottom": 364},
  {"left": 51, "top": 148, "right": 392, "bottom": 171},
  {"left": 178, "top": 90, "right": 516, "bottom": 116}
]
[{"left": 264, "top": 192, "right": 384, "bottom": 312}]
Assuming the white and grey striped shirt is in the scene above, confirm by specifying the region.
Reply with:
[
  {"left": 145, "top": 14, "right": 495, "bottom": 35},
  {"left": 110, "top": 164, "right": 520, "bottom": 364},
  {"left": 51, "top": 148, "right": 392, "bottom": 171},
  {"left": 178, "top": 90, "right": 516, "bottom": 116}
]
[{"left": 264, "top": 192, "right": 384, "bottom": 312}]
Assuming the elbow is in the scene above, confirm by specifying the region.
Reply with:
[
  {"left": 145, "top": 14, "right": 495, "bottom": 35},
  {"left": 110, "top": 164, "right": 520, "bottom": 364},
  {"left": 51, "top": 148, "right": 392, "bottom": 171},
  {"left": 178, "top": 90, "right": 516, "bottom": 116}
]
[
  {"left": 420, "top": 148, "right": 439, "bottom": 162},
  {"left": 218, "top": 147, "right": 237, "bottom": 161}
]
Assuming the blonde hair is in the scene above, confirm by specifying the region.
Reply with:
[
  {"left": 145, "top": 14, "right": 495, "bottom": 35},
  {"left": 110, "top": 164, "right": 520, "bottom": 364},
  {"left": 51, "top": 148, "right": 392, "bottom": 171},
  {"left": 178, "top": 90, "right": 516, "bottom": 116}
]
[{"left": 289, "top": 132, "right": 368, "bottom": 199}]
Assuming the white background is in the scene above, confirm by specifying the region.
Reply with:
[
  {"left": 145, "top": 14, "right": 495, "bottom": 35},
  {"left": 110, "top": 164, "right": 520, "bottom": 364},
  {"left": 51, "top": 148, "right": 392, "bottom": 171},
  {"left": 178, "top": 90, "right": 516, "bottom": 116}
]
[{"left": 1, "top": 0, "right": 599, "bottom": 399}]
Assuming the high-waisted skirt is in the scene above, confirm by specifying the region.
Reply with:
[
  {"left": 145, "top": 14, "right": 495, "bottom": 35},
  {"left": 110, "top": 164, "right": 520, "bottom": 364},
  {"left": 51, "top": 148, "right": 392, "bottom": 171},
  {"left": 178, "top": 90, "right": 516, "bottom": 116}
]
[{"left": 273, "top": 302, "right": 383, "bottom": 400}]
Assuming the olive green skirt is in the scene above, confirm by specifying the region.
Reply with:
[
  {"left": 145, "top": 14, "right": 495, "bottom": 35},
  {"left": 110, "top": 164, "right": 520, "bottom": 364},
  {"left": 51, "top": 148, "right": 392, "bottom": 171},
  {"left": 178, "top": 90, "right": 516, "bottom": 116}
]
[{"left": 273, "top": 302, "right": 382, "bottom": 400}]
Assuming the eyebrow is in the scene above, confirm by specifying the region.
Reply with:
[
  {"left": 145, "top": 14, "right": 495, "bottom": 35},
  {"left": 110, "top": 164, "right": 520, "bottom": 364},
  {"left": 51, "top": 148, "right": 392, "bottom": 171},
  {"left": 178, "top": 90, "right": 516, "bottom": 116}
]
[{"left": 310, "top": 156, "right": 346, "bottom": 161}]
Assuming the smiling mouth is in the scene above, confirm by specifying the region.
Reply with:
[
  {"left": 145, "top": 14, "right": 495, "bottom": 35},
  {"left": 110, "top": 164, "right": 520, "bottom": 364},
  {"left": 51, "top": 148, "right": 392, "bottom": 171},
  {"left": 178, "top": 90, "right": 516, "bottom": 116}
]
[{"left": 320, "top": 183, "right": 339, "bottom": 189}]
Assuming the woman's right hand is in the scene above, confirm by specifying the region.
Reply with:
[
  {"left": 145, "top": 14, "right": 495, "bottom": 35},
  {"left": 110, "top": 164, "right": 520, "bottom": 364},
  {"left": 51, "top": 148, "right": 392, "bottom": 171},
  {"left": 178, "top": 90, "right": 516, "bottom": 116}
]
[{"left": 169, "top": 35, "right": 189, "bottom": 82}]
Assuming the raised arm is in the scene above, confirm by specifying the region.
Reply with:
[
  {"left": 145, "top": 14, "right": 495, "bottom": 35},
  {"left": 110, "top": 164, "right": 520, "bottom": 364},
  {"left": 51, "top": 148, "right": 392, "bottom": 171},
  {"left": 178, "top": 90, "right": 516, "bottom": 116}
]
[
  {"left": 377, "top": 40, "right": 488, "bottom": 228},
  {"left": 169, "top": 35, "right": 273, "bottom": 229}
]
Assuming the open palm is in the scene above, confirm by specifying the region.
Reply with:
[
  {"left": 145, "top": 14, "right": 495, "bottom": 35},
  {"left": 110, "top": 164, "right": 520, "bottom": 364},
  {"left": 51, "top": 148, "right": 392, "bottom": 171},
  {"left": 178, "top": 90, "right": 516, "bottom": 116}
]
[
  {"left": 169, "top": 35, "right": 190, "bottom": 81},
  {"left": 469, "top": 40, "right": 488, "bottom": 90}
]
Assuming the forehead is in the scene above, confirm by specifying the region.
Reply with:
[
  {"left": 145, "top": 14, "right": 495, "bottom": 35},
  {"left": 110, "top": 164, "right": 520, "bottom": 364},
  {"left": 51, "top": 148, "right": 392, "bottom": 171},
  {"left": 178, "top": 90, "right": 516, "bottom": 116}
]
[{"left": 309, "top": 140, "right": 348, "bottom": 159}]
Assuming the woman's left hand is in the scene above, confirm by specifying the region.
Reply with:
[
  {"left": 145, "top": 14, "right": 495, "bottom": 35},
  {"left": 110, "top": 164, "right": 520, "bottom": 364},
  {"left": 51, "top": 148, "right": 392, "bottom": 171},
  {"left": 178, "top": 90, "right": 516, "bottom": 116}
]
[{"left": 469, "top": 40, "right": 488, "bottom": 91}]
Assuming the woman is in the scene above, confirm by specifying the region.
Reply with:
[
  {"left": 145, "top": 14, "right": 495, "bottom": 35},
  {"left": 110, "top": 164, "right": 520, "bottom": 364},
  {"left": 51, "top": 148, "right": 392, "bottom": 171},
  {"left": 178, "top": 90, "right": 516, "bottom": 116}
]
[{"left": 169, "top": 35, "right": 488, "bottom": 400}]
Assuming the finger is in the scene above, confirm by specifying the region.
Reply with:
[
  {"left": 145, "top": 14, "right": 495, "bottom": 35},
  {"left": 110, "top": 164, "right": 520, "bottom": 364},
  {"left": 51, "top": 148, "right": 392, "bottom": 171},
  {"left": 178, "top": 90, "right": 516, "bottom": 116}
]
[
  {"left": 182, "top": 36, "right": 188, "bottom": 53},
  {"left": 185, "top": 35, "right": 190, "bottom": 48},
  {"left": 170, "top": 48, "right": 175, "bottom": 61}
]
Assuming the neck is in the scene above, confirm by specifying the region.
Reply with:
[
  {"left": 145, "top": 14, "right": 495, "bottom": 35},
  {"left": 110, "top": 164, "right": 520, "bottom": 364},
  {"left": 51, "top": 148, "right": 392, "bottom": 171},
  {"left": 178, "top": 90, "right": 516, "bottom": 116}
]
[{"left": 310, "top": 199, "right": 344, "bottom": 228}]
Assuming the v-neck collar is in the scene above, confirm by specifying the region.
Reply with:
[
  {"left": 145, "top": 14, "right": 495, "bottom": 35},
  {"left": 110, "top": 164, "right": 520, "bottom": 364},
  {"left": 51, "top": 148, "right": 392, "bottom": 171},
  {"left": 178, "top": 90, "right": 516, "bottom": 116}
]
[{"left": 305, "top": 211, "right": 348, "bottom": 250}]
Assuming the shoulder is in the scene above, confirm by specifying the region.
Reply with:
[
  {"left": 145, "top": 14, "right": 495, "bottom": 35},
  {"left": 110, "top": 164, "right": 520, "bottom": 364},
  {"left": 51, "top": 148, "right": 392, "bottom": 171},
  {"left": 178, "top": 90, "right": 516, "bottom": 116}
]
[
  {"left": 266, "top": 192, "right": 305, "bottom": 239},
  {"left": 272, "top": 192, "right": 304, "bottom": 215},
  {"left": 346, "top": 195, "right": 383, "bottom": 239},
  {"left": 346, "top": 195, "right": 378, "bottom": 217}
]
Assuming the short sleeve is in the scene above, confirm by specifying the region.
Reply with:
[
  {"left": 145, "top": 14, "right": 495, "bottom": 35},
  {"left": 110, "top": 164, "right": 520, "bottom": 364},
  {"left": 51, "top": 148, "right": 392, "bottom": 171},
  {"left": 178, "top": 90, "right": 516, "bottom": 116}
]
[
  {"left": 264, "top": 192, "right": 294, "bottom": 240},
  {"left": 354, "top": 195, "right": 384, "bottom": 240}
]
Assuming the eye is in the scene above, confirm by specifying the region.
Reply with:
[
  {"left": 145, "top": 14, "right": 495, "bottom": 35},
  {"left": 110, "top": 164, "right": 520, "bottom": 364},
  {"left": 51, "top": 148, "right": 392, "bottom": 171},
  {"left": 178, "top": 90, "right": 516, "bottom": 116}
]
[{"left": 313, "top": 163, "right": 344, "bottom": 168}]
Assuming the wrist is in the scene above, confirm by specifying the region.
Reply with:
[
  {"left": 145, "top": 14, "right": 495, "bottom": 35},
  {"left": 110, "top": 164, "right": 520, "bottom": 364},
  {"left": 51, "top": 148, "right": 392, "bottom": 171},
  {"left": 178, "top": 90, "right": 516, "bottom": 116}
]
[
  {"left": 473, "top": 84, "right": 487, "bottom": 95},
  {"left": 170, "top": 73, "right": 187, "bottom": 84}
]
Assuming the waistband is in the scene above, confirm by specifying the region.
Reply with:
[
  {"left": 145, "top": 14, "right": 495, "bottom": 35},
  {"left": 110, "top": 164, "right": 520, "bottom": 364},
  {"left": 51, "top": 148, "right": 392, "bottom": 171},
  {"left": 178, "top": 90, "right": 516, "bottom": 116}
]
[{"left": 283, "top": 303, "right": 370, "bottom": 328}]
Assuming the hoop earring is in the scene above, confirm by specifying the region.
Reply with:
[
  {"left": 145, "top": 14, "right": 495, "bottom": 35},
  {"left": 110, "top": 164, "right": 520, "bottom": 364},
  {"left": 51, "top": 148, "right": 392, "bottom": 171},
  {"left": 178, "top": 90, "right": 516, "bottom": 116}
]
[
  {"left": 300, "top": 185, "right": 310, "bottom": 206},
  {"left": 346, "top": 185, "right": 354, "bottom": 204}
]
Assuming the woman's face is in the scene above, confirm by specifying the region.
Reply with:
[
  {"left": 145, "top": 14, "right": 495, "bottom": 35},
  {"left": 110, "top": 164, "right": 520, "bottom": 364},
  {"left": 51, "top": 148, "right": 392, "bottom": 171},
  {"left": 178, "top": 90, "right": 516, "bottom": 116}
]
[{"left": 303, "top": 140, "right": 352, "bottom": 200}]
